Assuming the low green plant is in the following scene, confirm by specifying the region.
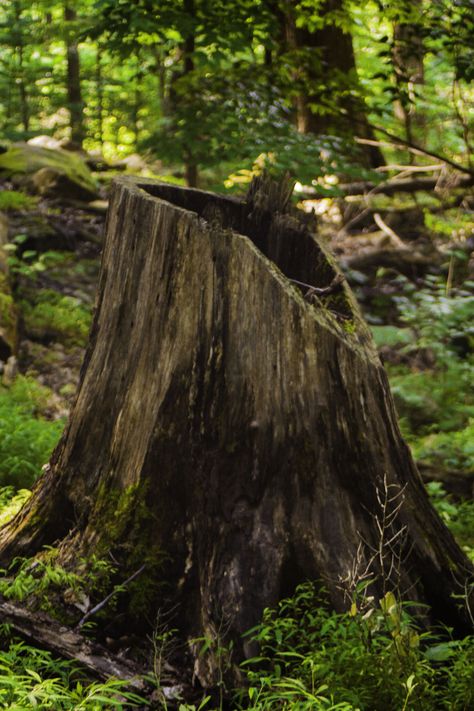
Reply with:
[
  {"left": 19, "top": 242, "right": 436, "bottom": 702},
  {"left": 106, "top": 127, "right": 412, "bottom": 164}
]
[
  {"left": 387, "top": 277, "right": 474, "bottom": 455},
  {"left": 4, "top": 238, "right": 74, "bottom": 280},
  {"left": 20, "top": 288, "right": 92, "bottom": 347},
  {"left": 0, "top": 190, "right": 37, "bottom": 212},
  {"left": 424, "top": 209, "right": 474, "bottom": 241},
  {"left": 412, "top": 419, "right": 474, "bottom": 472},
  {"left": 0, "top": 487, "right": 31, "bottom": 527},
  {"left": 237, "top": 582, "right": 474, "bottom": 710},
  {"left": 0, "top": 375, "right": 64, "bottom": 488},
  {"left": 395, "top": 278, "right": 474, "bottom": 368},
  {"left": 427, "top": 482, "right": 474, "bottom": 561},
  {"left": 0, "top": 551, "right": 83, "bottom": 606},
  {"left": 390, "top": 363, "right": 474, "bottom": 435},
  {"left": 0, "top": 637, "right": 145, "bottom": 709},
  {"left": 0, "top": 549, "right": 119, "bottom": 620}
]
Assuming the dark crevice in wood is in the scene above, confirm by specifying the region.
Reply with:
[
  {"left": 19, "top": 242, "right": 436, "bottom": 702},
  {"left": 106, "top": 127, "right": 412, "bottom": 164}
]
[{"left": 138, "top": 181, "right": 339, "bottom": 306}]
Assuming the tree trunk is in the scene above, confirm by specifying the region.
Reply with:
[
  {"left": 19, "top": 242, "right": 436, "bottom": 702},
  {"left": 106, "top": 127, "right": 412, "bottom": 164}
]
[
  {"left": 182, "top": 0, "right": 198, "bottom": 187},
  {"left": 64, "top": 4, "right": 84, "bottom": 148},
  {"left": 392, "top": 0, "right": 425, "bottom": 147},
  {"left": 95, "top": 46, "right": 104, "bottom": 147},
  {"left": 13, "top": 0, "right": 30, "bottom": 134},
  {"left": 280, "top": 0, "right": 385, "bottom": 167},
  {"left": 0, "top": 176, "right": 471, "bottom": 686}
]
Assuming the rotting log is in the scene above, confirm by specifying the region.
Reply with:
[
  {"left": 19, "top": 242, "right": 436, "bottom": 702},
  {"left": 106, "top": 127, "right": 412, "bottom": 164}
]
[
  {"left": 0, "top": 597, "right": 147, "bottom": 690},
  {"left": 299, "top": 173, "right": 474, "bottom": 200},
  {"left": 0, "top": 176, "right": 472, "bottom": 687}
]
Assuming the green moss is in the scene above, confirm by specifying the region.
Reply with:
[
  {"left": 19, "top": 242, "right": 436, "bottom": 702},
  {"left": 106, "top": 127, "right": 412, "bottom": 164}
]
[
  {"left": 0, "top": 376, "right": 64, "bottom": 488},
  {"left": 20, "top": 288, "right": 92, "bottom": 347},
  {"left": 342, "top": 319, "right": 356, "bottom": 334},
  {"left": 0, "top": 291, "right": 17, "bottom": 341},
  {"left": 0, "top": 144, "right": 97, "bottom": 196},
  {"left": 0, "top": 190, "right": 37, "bottom": 212}
]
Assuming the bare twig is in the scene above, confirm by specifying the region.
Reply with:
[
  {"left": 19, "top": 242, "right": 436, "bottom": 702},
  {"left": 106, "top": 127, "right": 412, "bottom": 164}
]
[
  {"left": 289, "top": 273, "right": 345, "bottom": 299},
  {"left": 373, "top": 212, "right": 406, "bottom": 249},
  {"left": 77, "top": 564, "right": 146, "bottom": 629},
  {"left": 356, "top": 127, "right": 473, "bottom": 176},
  {"left": 374, "top": 164, "right": 443, "bottom": 173}
]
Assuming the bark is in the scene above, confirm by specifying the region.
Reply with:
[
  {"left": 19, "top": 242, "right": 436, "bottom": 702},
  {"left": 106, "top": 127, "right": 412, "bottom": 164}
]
[
  {"left": 95, "top": 46, "right": 104, "bottom": 147},
  {"left": 0, "top": 176, "right": 472, "bottom": 687}
]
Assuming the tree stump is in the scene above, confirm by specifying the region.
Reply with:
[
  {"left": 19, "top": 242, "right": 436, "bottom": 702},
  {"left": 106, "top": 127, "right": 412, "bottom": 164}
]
[{"left": 0, "top": 176, "right": 472, "bottom": 685}]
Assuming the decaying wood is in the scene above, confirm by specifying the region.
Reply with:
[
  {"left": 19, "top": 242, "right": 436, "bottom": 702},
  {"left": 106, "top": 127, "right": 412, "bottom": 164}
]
[
  {"left": 342, "top": 247, "right": 435, "bottom": 277},
  {"left": 299, "top": 173, "right": 474, "bottom": 200},
  {"left": 0, "top": 598, "right": 147, "bottom": 690},
  {"left": 418, "top": 464, "right": 474, "bottom": 500},
  {"left": 0, "top": 176, "right": 472, "bottom": 688}
]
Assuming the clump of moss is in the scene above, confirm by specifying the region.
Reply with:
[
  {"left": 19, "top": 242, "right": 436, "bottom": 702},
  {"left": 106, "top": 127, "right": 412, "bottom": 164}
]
[
  {"left": 0, "top": 375, "right": 64, "bottom": 488},
  {"left": 20, "top": 289, "right": 92, "bottom": 347},
  {"left": 0, "top": 190, "right": 37, "bottom": 212}
]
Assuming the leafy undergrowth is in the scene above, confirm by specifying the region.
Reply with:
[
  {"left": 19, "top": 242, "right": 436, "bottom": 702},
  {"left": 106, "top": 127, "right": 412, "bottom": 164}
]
[
  {"left": 20, "top": 289, "right": 92, "bottom": 348},
  {"left": 0, "top": 375, "right": 64, "bottom": 488},
  {"left": 0, "top": 637, "right": 144, "bottom": 709},
  {"left": 427, "top": 482, "right": 474, "bottom": 561},
  {"left": 373, "top": 276, "right": 474, "bottom": 479},
  {"left": 236, "top": 583, "right": 474, "bottom": 711}
]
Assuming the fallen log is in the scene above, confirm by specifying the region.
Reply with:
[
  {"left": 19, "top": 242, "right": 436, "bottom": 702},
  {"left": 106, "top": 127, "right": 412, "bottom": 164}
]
[
  {"left": 341, "top": 247, "right": 435, "bottom": 277},
  {"left": 0, "top": 597, "right": 147, "bottom": 690},
  {"left": 299, "top": 173, "right": 474, "bottom": 200}
]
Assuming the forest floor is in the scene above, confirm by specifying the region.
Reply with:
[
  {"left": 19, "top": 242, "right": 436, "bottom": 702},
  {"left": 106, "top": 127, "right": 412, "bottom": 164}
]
[{"left": 0, "top": 150, "right": 473, "bottom": 707}]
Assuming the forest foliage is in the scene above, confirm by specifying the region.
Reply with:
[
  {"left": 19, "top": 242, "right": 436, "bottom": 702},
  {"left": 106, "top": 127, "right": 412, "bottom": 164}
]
[{"left": 0, "top": 0, "right": 472, "bottom": 186}]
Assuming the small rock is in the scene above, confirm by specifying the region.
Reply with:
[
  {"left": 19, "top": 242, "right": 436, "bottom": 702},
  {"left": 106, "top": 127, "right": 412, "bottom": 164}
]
[
  {"left": 2, "top": 355, "right": 18, "bottom": 385},
  {"left": 31, "top": 167, "right": 98, "bottom": 202}
]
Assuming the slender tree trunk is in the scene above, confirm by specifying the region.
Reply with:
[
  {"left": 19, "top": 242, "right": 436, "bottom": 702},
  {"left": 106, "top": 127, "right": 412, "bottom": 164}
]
[
  {"left": 64, "top": 3, "right": 84, "bottom": 148},
  {"left": 132, "top": 58, "right": 142, "bottom": 148},
  {"left": 13, "top": 1, "right": 29, "bottom": 133},
  {"left": 0, "top": 176, "right": 471, "bottom": 687},
  {"left": 95, "top": 46, "right": 104, "bottom": 147},
  {"left": 183, "top": 0, "right": 198, "bottom": 187}
]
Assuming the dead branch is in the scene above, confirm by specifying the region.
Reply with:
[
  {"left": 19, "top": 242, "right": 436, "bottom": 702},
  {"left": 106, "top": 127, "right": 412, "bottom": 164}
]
[
  {"left": 341, "top": 248, "right": 434, "bottom": 277},
  {"left": 0, "top": 597, "right": 148, "bottom": 690},
  {"left": 372, "top": 213, "right": 405, "bottom": 248},
  {"left": 289, "top": 273, "right": 345, "bottom": 298},
  {"left": 358, "top": 123, "right": 474, "bottom": 176},
  {"left": 77, "top": 565, "right": 146, "bottom": 629}
]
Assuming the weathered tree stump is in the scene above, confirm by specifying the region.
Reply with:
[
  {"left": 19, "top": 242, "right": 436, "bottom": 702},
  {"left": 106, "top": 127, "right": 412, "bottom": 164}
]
[{"left": 0, "top": 176, "right": 472, "bottom": 685}]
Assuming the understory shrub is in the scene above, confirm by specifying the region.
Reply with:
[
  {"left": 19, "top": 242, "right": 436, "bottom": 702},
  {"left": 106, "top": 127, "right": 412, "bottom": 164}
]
[
  {"left": 427, "top": 482, "right": 474, "bottom": 561},
  {"left": 238, "top": 582, "right": 474, "bottom": 711},
  {"left": 0, "top": 637, "right": 144, "bottom": 709}
]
